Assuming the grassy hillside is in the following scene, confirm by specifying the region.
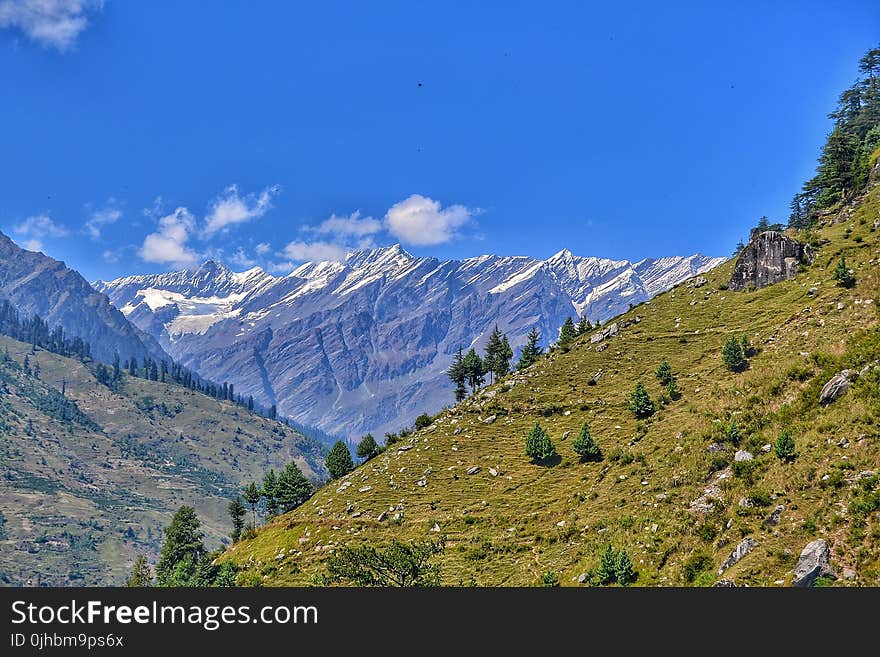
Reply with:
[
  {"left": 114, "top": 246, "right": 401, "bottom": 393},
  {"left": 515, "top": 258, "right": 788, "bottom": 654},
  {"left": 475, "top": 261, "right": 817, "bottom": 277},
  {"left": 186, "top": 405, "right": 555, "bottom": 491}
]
[
  {"left": 0, "top": 339, "right": 326, "bottom": 586},
  {"left": 222, "top": 182, "right": 880, "bottom": 587}
]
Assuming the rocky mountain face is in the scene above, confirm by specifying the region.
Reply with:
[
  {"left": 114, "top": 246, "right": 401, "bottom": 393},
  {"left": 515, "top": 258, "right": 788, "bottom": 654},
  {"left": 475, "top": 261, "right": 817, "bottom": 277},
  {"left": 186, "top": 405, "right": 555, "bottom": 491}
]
[
  {"left": 0, "top": 231, "right": 169, "bottom": 365},
  {"left": 728, "top": 231, "right": 815, "bottom": 291},
  {"left": 95, "top": 246, "right": 725, "bottom": 438}
]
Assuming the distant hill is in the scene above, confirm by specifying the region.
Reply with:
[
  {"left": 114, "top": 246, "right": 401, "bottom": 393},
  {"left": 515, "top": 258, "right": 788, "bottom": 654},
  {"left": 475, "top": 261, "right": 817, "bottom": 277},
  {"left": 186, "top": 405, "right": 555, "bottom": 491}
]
[
  {"left": 0, "top": 334, "right": 326, "bottom": 586},
  {"left": 0, "top": 231, "right": 169, "bottom": 365}
]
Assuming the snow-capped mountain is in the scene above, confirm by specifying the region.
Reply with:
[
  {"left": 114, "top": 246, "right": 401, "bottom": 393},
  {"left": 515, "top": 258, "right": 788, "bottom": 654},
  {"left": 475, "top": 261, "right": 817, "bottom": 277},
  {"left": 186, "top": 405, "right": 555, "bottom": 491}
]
[{"left": 95, "top": 246, "right": 725, "bottom": 438}]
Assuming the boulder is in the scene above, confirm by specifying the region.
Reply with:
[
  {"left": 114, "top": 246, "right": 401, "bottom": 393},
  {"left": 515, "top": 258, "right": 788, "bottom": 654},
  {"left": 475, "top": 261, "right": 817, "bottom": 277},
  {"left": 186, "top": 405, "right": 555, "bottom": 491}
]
[
  {"left": 466, "top": 466, "right": 480, "bottom": 475},
  {"left": 819, "top": 371, "right": 852, "bottom": 405},
  {"left": 712, "top": 579, "right": 736, "bottom": 587},
  {"left": 764, "top": 505, "right": 784, "bottom": 527},
  {"left": 728, "top": 231, "right": 815, "bottom": 291},
  {"left": 482, "top": 415, "right": 497, "bottom": 425},
  {"left": 734, "top": 450, "right": 753, "bottom": 462},
  {"left": 590, "top": 322, "right": 619, "bottom": 344},
  {"left": 718, "top": 537, "right": 757, "bottom": 575},
  {"left": 792, "top": 539, "right": 837, "bottom": 587}
]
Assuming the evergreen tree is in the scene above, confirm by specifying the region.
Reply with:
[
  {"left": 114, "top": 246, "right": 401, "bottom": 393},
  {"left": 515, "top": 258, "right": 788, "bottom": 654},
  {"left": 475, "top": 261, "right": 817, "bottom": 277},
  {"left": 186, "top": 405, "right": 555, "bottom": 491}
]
[
  {"left": 483, "top": 325, "right": 505, "bottom": 384},
  {"left": 276, "top": 461, "right": 313, "bottom": 513},
  {"left": 247, "top": 395, "right": 254, "bottom": 411},
  {"left": 262, "top": 469, "right": 279, "bottom": 517},
  {"left": 614, "top": 549, "right": 635, "bottom": 585},
  {"left": 326, "top": 440, "right": 354, "bottom": 479},
  {"left": 356, "top": 433, "right": 380, "bottom": 461},
  {"left": 447, "top": 347, "right": 468, "bottom": 402},
  {"left": 462, "top": 348, "right": 485, "bottom": 392},
  {"left": 243, "top": 482, "right": 261, "bottom": 528},
  {"left": 228, "top": 496, "right": 246, "bottom": 543},
  {"left": 23, "top": 354, "right": 30, "bottom": 376},
  {"left": 722, "top": 335, "right": 748, "bottom": 372},
  {"left": 596, "top": 544, "right": 617, "bottom": 585},
  {"left": 557, "top": 316, "right": 577, "bottom": 352},
  {"left": 517, "top": 328, "right": 543, "bottom": 370},
  {"left": 524, "top": 422, "right": 556, "bottom": 462},
  {"left": 572, "top": 422, "right": 602, "bottom": 462},
  {"left": 576, "top": 316, "right": 592, "bottom": 335},
  {"left": 833, "top": 256, "right": 856, "bottom": 288},
  {"left": 125, "top": 555, "right": 153, "bottom": 587},
  {"left": 112, "top": 352, "right": 121, "bottom": 381},
  {"left": 774, "top": 429, "right": 796, "bottom": 461},
  {"left": 725, "top": 420, "right": 741, "bottom": 445},
  {"left": 666, "top": 379, "right": 682, "bottom": 401},
  {"left": 628, "top": 382, "right": 655, "bottom": 418},
  {"left": 155, "top": 506, "right": 206, "bottom": 586},
  {"left": 655, "top": 361, "right": 674, "bottom": 386}
]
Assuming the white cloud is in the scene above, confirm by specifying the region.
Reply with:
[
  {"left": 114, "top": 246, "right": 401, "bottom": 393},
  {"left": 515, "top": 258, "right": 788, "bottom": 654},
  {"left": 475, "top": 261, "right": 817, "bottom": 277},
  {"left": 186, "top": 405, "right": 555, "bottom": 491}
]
[
  {"left": 384, "top": 194, "right": 473, "bottom": 246},
  {"left": 14, "top": 213, "right": 69, "bottom": 240},
  {"left": 102, "top": 248, "right": 119, "bottom": 263},
  {"left": 203, "top": 184, "right": 280, "bottom": 237},
  {"left": 282, "top": 240, "right": 350, "bottom": 263},
  {"left": 139, "top": 207, "right": 199, "bottom": 267},
  {"left": 0, "top": 0, "right": 103, "bottom": 51},
  {"left": 310, "top": 211, "right": 382, "bottom": 238},
  {"left": 22, "top": 238, "right": 43, "bottom": 251},
  {"left": 255, "top": 242, "right": 271, "bottom": 255},
  {"left": 229, "top": 247, "right": 257, "bottom": 268},
  {"left": 83, "top": 205, "right": 121, "bottom": 239}
]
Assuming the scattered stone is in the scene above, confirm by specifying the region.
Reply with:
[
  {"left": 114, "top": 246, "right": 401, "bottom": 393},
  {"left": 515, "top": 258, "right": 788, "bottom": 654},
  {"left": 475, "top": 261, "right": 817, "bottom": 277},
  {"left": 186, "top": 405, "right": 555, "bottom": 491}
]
[
  {"left": 488, "top": 468, "right": 498, "bottom": 477},
  {"left": 556, "top": 520, "right": 566, "bottom": 527},
  {"left": 651, "top": 523, "right": 658, "bottom": 533},
  {"left": 590, "top": 322, "right": 619, "bottom": 344},
  {"left": 453, "top": 427, "right": 462, "bottom": 435},
  {"left": 688, "top": 276, "right": 708, "bottom": 288},
  {"left": 416, "top": 479, "right": 427, "bottom": 487},
  {"left": 734, "top": 450, "right": 753, "bottom": 462},
  {"left": 351, "top": 511, "right": 362, "bottom": 518},
  {"left": 761, "top": 443, "right": 772, "bottom": 452},
  {"left": 707, "top": 443, "right": 724, "bottom": 453},
  {"left": 843, "top": 568, "right": 857, "bottom": 581},
  {"left": 561, "top": 431, "right": 571, "bottom": 441},
  {"left": 819, "top": 370, "right": 852, "bottom": 405},
  {"left": 466, "top": 466, "right": 480, "bottom": 475},
  {"left": 430, "top": 523, "right": 440, "bottom": 532},
  {"left": 738, "top": 497, "right": 754, "bottom": 509},
  {"left": 358, "top": 485, "right": 372, "bottom": 493},
  {"left": 482, "top": 415, "right": 497, "bottom": 425},
  {"left": 655, "top": 493, "right": 668, "bottom": 501},
  {"left": 595, "top": 343, "right": 608, "bottom": 352},
  {"left": 577, "top": 573, "right": 589, "bottom": 584},
  {"left": 837, "top": 302, "right": 845, "bottom": 310},
  {"left": 837, "top": 437, "right": 850, "bottom": 449},
  {"left": 808, "top": 287, "right": 818, "bottom": 295},
  {"left": 451, "top": 446, "right": 459, "bottom": 452},
  {"left": 397, "top": 444, "right": 413, "bottom": 452},
  {"left": 712, "top": 579, "right": 736, "bottom": 587},
  {"left": 764, "top": 505, "right": 784, "bottom": 527},
  {"left": 859, "top": 470, "right": 875, "bottom": 479},
  {"left": 793, "top": 539, "right": 837, "bottom": 587},
  {"left": 718, "top": 537, "right": 758, "bottom": 575},
  {"left": 377, "top": 511, "right": 387, "bottom": 522}
]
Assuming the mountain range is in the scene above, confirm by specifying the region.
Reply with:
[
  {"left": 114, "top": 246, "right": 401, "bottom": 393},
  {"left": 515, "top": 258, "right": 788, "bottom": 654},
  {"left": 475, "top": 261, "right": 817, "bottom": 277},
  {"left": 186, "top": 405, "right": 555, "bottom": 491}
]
[{"left": 95, "top": 247, "right": 725, "bottom": 438}]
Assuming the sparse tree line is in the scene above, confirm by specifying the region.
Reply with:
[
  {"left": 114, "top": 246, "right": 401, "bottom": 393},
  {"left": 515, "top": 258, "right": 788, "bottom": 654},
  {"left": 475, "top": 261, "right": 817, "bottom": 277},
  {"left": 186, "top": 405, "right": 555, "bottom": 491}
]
[{"left": 229, "top": 461, "right": 315, "bottom": 541}]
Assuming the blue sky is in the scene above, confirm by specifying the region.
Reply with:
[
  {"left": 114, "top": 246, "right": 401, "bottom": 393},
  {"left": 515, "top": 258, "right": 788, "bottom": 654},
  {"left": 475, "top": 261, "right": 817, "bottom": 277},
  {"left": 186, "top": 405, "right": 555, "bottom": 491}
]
[{"left": 0, "top": 1, "right": 877, "bottom": 281}]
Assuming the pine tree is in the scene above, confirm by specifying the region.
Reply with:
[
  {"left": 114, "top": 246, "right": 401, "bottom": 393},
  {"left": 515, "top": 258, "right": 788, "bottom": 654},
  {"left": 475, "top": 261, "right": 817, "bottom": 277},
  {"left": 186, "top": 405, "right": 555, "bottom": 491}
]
[
  {"left": 517, "top": 328, "right": 543, "bottom": 370},
  {"left": 524, "top": 422, "right": 556, "bottom": 463},
  {"left": 614, "top": 549, "right": 635, "bottom": 585},
  {"left": 655, "top": 361, "right": 674, "bottom": 386},
  {"left": 628, "top": 382, "right": 655, "bottom": 418},
  {"left": 262, "top": 469, "right": 279, "bottom": 517},
  {"left": 356, "top": 434, "right": 380, "bottom": 461},
  {"left": 276, "top": 461, "right": 313, "bottom": 513},
  {"left": 722, "top": 335, "right": 748, "bottom": 372},
  {"left": 596, "top": 544, "right": 617, "bottom": 585},
  {"left": 228, "top": 496, "right": 246, "bottom": 543},
  {"left": 483, "top": 325, "right": 504, "bottom": 384},
  {"left": 462, "top": 348, "right": 485, "bottom": 392},
  {"left": 326, "top": 440, "right": 354, "bottom": 479},
  {"left": 557, "top": 316, "right": 577, "bottom": 352},
  {"left": 833, "top": 256, "right": 855, "bottom": 288},
  {"left": 155, "top": 506, "right": 206, "bottom": 586},
  {"left": 243, "top": 482, "right": 261, "bottom": 528},
  {"left": 125, "top": 555, "right": 153, "bottom": 587},
  {"left": 666, "top": 379, "right": 682, "bottom": 401},
  {"left": 774, "top": 429, "right": 796, "bottom": 461},
  {"left": 576, "top": 316, "right": 592, "bottom": 336},
  {"left": 572, "top": 422, "right": 602, "bottom": 461},
  {"left": 447, "top": 347, "right": 468, "bottom": 402}
]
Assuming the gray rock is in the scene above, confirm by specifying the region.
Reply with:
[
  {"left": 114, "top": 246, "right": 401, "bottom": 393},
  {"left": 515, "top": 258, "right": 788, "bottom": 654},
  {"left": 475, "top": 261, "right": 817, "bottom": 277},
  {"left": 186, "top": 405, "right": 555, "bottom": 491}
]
[
  {"left": 761, "top": 443, "right": 772, "bottom": 452},
  {"left": 482, "top": 415, "right": 497, "bottom": 425},
  {"left": 376, "top": 511, "right": 387, "bottom": 521},
  {"left": 590, "top": 322, "right": 619, "bottom": 344},
  {"left": 712, "top": 579, "right": 736, "bottom": 587},
  {"left": 577, "top": 573, "right": 589, "bottom": 584},
  {"left": 792, "top": 539, "right": 837, "bottom": 587},
  {"left": 738, "top": 497, "right": 754, "bottom": 508},
  {"left": 764, "top": 505, "right": 784, "bottom": 527},
  {"left": 561, "top": 431, "right": 571, "bottom": 441},
  {"left": 707, "top": 443, "right": 724, "bottom": 453},
  {"left": 397, "top": 444, "right": 413, "bottom": 452},
  {"left": 819, "top": 371, "right": 852, "bottom": 405},
  {"left": 466, "top": 466, "right": 480, "bottom": 475},
  {"left": 728, "top": 231, "right": 815, "bottom": 291},
  {"left": 595, "top": 343, "right": 608, "bottom": 352},
  {"left": 718, "top": 537, "right": 758, "bottom": 575},
  {"left": 734, "top": 450, "right": 753, "bottom": 462},
  {"left": 430, "top": 523, "right": 440, "bottom": 532},
  {"left": 688, "top": 276, "right": 708, "bottom": 288},
  {"left": 488, "top": 468, "right": 498, "bottom": 477},
  {"left": 843, "top": 568, "right": 856, "bottom": 581},
  {"left": 453, "top": 426, "right": 462, "bottom": 435}
]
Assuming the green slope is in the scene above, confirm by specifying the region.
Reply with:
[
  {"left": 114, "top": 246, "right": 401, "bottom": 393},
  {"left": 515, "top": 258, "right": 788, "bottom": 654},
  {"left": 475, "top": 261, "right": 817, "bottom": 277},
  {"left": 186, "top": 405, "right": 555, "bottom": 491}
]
[
  {"left": 223, "top": 182, "right": 880, "bottom": 587},
  {"left": 0, "top": 337, "right": 326, "bottom": 586}
]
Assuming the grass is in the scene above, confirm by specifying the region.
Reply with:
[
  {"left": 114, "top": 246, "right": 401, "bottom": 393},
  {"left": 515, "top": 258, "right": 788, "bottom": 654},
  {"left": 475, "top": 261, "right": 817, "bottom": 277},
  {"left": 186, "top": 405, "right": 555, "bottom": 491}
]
[{"left": 222, "top": 183, "right": 880, "bottom": 587}]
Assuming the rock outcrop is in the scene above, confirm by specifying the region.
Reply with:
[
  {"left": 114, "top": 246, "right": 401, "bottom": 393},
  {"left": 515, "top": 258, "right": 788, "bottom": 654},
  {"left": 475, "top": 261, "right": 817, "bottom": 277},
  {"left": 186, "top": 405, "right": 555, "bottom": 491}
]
[
  {"left": 728, "top": 231, "right": 815, "bottom": 291},
  {"left": 718, "top": 537, "right": 757, "bottom": 575},
  {"left": 819, "top": 370, "right": 852, "bottom": 405},
  {"left": 792, "top": 539, "right": 837, "bottom": 586}
]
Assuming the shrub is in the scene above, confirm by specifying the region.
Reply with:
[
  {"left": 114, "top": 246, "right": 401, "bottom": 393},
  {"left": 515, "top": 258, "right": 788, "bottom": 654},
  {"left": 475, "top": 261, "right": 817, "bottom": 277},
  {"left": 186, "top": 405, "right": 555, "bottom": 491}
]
[
  {"left": 683, "top": 553, "right": 714, "bottom": 583},
  {"left": 525, "top": 422, "right": 556, "bottom": 463},
  {"left": 833, "top": 256, "right": 855, "bottom": 288},
  {"left": 628, "top": 382, "right": 655, "bottom": 418},
  {"left": 414, "top": 413, "right": 433, "bottom": 430},
  {"left": 666, "top": 379, "right": 682, "bottom": 401},
  {"left": 540, "top": 570, "right": 560, "bottom": 587},
  {"left": 774, "top": 429, "right": 796, "bottom": 461},
  {"left": 724, "top": 420, "right": 741, "bottom": 445},
  {"left": 596, "top": 544, "right": 636, "bottom": 586},
  {"left": 655, "top": 361, "right": 674, "bottom": 386},
  {"left": 572, "top": 422, "right": 602, "bottom": 462},
  {"left": 722, "top": 336, "right": 748, "bottom": 372}
]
